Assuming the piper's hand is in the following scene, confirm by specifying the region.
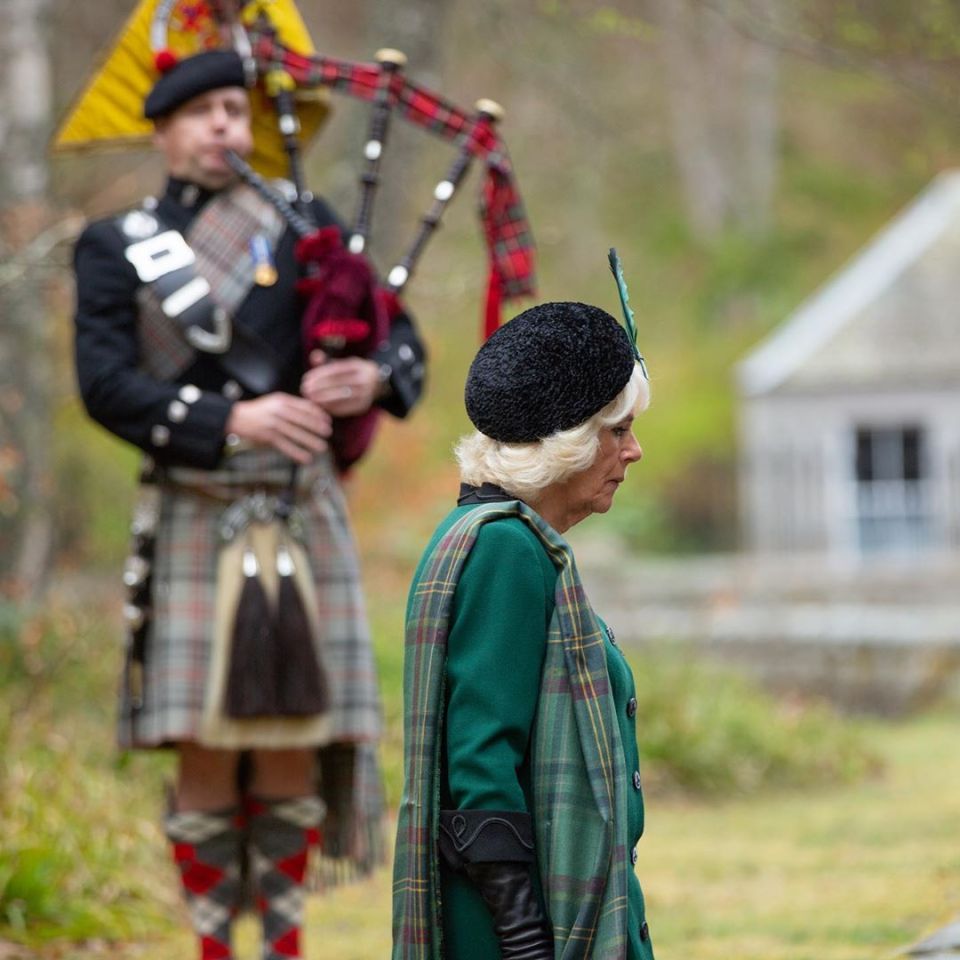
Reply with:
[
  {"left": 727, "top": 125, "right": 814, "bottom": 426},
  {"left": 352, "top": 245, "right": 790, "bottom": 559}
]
[
  {"left": 225, "top": 392, "right": 332, "bottom": 465},
  {"left": 300, "top": 350, "right": 382, "bottom": 417}
]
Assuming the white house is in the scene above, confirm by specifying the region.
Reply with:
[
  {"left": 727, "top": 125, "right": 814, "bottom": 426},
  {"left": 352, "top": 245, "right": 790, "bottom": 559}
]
[{"left": 737, "top": 171, "right": 960, "bottom": 559}]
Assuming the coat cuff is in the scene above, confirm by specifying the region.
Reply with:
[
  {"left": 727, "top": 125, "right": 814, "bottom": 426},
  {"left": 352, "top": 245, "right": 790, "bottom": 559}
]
[
  {"left": 370, "top": 310, "right": 426, "bottom": 419},
  {"left": 147, "top": 386, "right": 233, "bottom": 469},
  {"left": 439, "top": 809, "right": 535, "bottom": 870}
]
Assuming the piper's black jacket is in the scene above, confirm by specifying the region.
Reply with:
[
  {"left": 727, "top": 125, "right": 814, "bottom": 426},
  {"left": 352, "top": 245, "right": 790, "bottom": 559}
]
[{"left": 74, "top": 177, "right": 425, "bottom": 469}]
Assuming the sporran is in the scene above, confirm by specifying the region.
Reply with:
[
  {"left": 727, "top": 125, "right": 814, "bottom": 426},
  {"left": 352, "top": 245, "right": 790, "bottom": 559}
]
[{"left": 201, "top": 501, "right": 331, "bottom": 748}]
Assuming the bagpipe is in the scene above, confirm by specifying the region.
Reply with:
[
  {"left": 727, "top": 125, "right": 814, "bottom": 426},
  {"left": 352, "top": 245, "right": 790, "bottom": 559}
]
[{"left": 142, "top": 0, "right": 534, "bottom": 339}]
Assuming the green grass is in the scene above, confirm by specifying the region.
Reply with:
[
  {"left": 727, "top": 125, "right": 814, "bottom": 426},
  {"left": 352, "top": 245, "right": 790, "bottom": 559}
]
[
  {"left": 641, "top": 711, "right": 960, "bottom": 960},
  {"left": 0, "top": 601, "right": 175, "bottom": 945},
  {"left": 26, "top": 712, "right": 955, "bottom": 960}
]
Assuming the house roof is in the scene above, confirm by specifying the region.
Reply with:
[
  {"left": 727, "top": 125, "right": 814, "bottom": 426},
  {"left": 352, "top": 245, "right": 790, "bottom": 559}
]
[{"left": 737, "top": 170, "right": 960, "bottom": 397}]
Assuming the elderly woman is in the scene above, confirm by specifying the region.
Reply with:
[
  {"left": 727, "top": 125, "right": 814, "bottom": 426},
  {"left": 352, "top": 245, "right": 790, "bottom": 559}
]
[{"left": 393, "top": 295, "right": 655, "bottom": 960}]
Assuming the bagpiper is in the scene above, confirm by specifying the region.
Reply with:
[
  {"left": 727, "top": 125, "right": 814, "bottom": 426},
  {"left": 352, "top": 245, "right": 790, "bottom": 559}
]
[
  {"left": 72, "top": 36, "right": 421, "bottom": 960},
  {"left": 60, "top": 3, "right": 536, "bottom": 957}
]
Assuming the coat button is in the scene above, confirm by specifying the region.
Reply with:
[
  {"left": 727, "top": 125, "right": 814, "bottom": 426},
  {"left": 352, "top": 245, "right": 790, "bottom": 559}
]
[
  {"left": 640, "top": 921, "right": 649, "bottom": 942},
  {"left": 150, "top": 424, "right": 170, "bottom": 447},
  {"left": 222, "top": 379, "right": 243, "bottom": 400},
  {"left": 626, "top": 697, "right": 637, "bottom": 718},
  {"left": 167, "top": 399, "right": 188, "bottom": 423},
  {"left": 630, "top": 847, "right": 638, "bottom": 865},
  {"left": 633, "top": 770, "right": 642, "bottom": 791}
]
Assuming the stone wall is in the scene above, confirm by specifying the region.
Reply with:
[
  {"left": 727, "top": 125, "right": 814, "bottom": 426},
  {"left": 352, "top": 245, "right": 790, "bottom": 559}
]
[{"left": 574, "top": 541, "right": 960, "bottom": 715}]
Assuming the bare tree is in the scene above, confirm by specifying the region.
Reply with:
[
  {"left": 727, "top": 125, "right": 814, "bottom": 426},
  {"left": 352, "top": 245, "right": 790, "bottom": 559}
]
[
  {"left": 0, "top": 0, "right": 57, "bottom": 600},
  {"left": 359, "top": 0, "right": 457, "bottom": 262},
  {"left": 653, "top": 0, "right": 782, "bottom": 241}
]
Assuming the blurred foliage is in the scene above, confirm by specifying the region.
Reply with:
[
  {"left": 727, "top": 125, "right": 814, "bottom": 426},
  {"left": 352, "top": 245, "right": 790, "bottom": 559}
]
[
  {"left": 636, "top": 648, "right": 880, "bottom": 796},
  {"left": 52, "top": 401, "right": 138, "bottom": 570},
  {"left": 0, "top": 600, "right": 174, "bottom": 945},
  {"left": 538, "top": 0, "right": 960, "bottom": 108},
  {"left": 800, "top": 0, "right": 960, "bottom": 64}
]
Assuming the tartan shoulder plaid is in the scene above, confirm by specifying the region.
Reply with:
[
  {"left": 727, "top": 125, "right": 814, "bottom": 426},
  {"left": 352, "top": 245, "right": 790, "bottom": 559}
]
[
  {"left": 392, "top": 502, "right": 631, "bottom": 959},
  {"left": 136, "top": 184, "right": 284, "bottom": 382}
]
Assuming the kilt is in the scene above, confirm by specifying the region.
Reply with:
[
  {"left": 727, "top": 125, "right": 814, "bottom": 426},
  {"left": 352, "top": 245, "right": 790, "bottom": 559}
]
[{"left": 119, "top": 447, "right": 381, "bottom": 751}]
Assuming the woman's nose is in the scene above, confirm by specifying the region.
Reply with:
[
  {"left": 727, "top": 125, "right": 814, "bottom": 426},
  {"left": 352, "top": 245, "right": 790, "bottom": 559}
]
[{"left": 623, "top": 434, "right": 642, "bottom": 463}]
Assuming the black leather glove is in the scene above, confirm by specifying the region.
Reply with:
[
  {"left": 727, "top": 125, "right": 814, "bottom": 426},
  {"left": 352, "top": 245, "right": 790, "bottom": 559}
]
[
  {"left": 463, "top": 860, "right": 554, "bottom": 960},
  {"left": 439, "top": 809, "right": 553, "bottom": 960}
]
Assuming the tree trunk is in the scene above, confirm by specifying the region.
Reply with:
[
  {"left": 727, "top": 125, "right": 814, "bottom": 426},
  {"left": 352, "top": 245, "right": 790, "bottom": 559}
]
[
  {"left": 0, "top": 0, "right": 56, "bottom": 601},
  {"left": 654, "top": 0, "right": 782, "bottom": 241},
  {"left": 654, "top": 0, "right": 730, "bottom": 239}
]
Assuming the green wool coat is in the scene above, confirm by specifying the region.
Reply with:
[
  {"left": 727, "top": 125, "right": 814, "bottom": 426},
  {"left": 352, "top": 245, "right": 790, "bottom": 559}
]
[{"left": 407, "top": 503, "right": 654, "bottom": 960}]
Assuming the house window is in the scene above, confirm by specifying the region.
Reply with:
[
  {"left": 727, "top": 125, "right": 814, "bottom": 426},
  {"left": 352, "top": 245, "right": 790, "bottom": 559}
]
[{"left": 854, "top": 425, "right": 931, "bottom": 552}]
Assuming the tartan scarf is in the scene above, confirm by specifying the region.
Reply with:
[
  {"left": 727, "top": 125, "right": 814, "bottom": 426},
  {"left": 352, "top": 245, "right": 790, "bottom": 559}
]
[
  {"left": 136, "top": 183, "right": 284, "bottom": 383},
  {"left": 249, "top": 30, "right": 536, "bottom": 336},
  {"left": 392, "top": 502, "right": 630, "bottom": 960}
]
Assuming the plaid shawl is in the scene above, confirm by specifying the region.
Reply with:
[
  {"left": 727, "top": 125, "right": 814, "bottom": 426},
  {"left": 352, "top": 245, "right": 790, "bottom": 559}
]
[{"left": 392, "top": 502, "right": 630, "bottom": 960}]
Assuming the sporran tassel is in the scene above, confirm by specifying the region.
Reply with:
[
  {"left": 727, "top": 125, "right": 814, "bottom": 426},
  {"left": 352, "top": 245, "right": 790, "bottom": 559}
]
[
  {"left": 225, "top": 546, "right": 280, "bottom": 717},
  {"left": 273, "top": 541, "right": 329, "bottom": 715}
]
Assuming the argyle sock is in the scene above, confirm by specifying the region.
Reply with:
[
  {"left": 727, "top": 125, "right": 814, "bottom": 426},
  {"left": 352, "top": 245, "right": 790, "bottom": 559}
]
[
  {"left": 247, "top": 794, "right": 325, "bottom": 960},
  {"left": 165, "top": 806, "right": 243, "bottom": 960}
]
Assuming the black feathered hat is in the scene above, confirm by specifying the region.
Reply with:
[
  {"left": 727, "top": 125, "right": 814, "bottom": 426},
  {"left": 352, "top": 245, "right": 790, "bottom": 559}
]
[
  {"left": 144, "top": 50, "right": 249, "bottom": 121},
  {"left": 464, "top": 301, "right": 637, "bottom": 443}
]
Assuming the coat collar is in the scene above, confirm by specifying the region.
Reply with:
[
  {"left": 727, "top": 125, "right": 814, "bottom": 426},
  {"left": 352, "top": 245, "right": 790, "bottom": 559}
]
[{"left": 457, "top": 482, "right": 516, "bottom": 505}]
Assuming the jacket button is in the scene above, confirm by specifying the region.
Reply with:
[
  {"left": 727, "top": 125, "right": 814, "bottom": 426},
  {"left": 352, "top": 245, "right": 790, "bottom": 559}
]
[
  {"left": 222, "top": 379, "right": 243, "bottom": 400},
  {"left": 626, "top": 697, "right": 637, "bottom": 718},
  {"left": 640, "top": 921, "right": 650, "bottom": 942},
  {"left": 150, "top": 424, "right": 170, "bottom": 447},
  {"left": 630, "top": 847, "right": 638, "bottom": 865},
  {"left": 633, "top": 770, "right": 642, "bottom": 791}
]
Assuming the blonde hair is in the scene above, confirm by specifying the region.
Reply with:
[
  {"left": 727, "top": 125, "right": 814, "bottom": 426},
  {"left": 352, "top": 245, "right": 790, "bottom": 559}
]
[{"left": 455, "top": 363, "right": 649, "bottom": 503}]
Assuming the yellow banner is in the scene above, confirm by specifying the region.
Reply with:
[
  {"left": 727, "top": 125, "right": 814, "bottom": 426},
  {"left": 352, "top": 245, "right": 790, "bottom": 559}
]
[{"left": 52, "top": 0, "right": 328, "bottom": 178}]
